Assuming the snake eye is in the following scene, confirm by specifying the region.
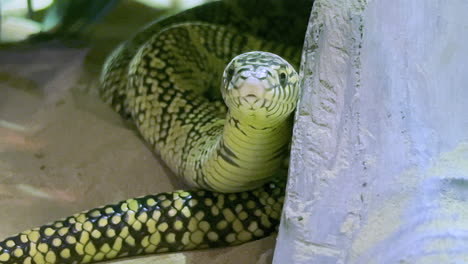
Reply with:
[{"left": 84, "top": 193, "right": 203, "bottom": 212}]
[
  {"left": 226, "top": 66, "right": 235, "bottom": 81},
  {"left": 279, "top": 72, "right": 287, "bottom": 87}
]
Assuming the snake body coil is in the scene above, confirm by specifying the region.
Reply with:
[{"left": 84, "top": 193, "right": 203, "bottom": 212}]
[{"left": 0, "top": 0, "right": 313, "bottom": 263}]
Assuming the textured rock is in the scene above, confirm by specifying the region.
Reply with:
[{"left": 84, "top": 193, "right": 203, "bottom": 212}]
[{"left": 274, "top": 0, "right": 468, "bottom": 263}]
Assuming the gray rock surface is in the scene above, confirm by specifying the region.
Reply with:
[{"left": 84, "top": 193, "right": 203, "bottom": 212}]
[{"left": 274, "top": 0, "right": 468, "bottom": 263}]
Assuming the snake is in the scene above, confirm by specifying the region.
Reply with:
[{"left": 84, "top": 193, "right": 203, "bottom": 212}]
[{"left": 0, "top": 0, "right": 313, "bottom": 263}]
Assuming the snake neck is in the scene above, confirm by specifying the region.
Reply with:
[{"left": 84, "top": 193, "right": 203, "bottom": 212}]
[{"left": 186, "top": 111, "right": 292, "bottom": 193}]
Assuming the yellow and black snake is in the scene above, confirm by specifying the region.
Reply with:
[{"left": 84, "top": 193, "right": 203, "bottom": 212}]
[{"left": 0, "top": 0, "right": 313, "bottom": 263}]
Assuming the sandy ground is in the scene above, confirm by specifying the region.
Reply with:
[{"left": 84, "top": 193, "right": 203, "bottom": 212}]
[{"left": 0, "top": 21, "right": 276, "bottom": 264}]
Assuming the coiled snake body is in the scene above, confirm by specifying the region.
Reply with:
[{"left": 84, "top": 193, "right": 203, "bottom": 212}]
[{"left": 0, "top": 0, "right": 313, "bottom": 263}]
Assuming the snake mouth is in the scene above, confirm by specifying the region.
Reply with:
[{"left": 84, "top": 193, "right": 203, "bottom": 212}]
[
  {"left": 244, "top": 94, "right": 260, "bottom": 104},
  {"left": 237, "top": 95, "right": 268, "bottom": 109}
]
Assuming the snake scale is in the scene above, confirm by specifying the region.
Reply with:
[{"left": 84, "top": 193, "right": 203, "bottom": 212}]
[{"left": 0, "top": 0, "right": 313, "bottom": 263}]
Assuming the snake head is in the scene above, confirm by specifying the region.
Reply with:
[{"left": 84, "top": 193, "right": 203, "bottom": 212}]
[{"left": 221, "top": 51, "right": 300, "bottom": 123}]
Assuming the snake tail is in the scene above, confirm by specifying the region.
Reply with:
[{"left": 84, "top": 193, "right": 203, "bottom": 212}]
[{"left": 0, "top": 182, "right": 284, "bottom": 264}]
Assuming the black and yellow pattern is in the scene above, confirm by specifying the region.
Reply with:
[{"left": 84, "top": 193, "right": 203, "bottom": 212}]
[
  {"left": 125, "top": 23, "right": 299, "bottom": 193},
  {"left": 0, "top": 183, "right": 284, "bottom": 263},
  {"left": 0, "top": 0, "right": 314, "bottom": 263}
]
